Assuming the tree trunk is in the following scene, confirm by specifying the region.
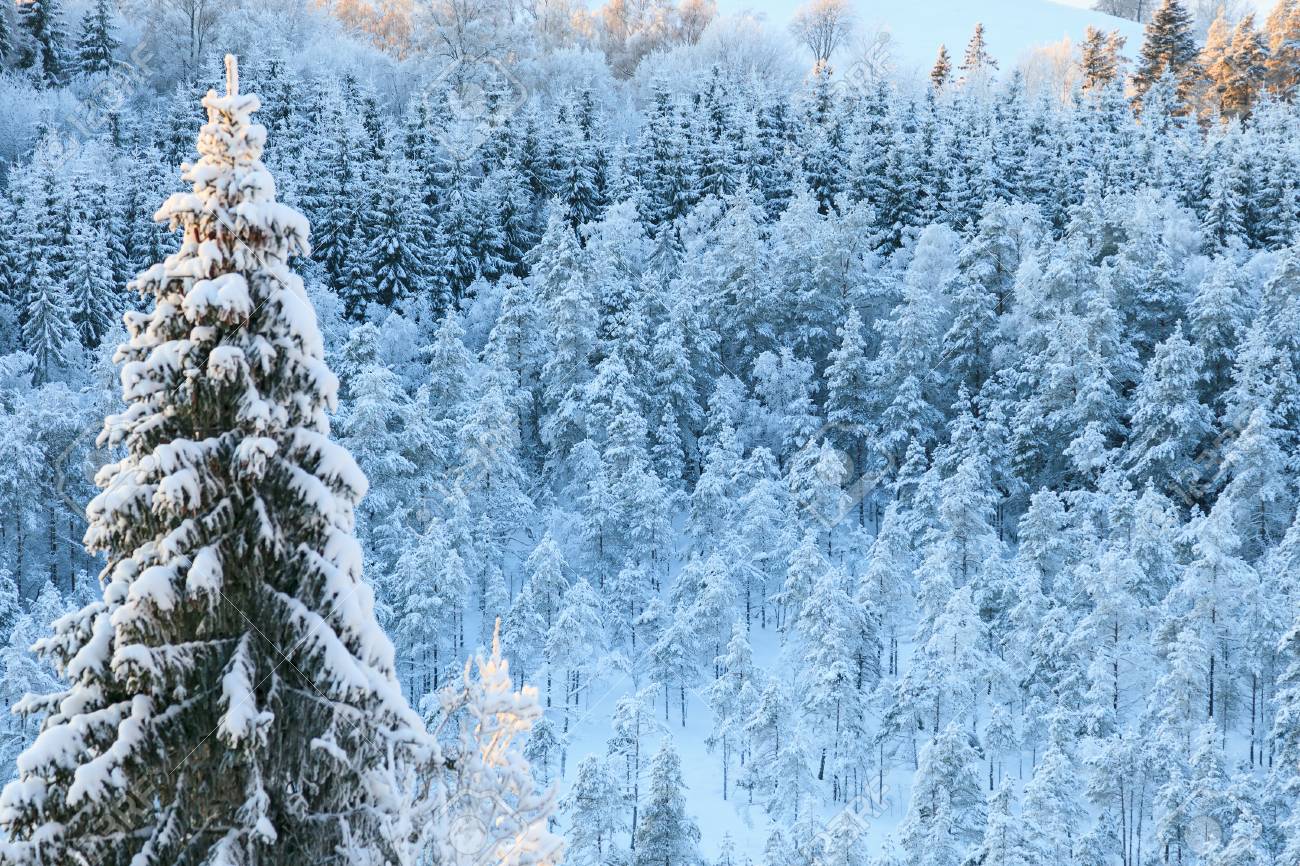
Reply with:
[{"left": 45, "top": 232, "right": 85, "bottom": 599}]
[
  {"left": 1208, "top": 649, "right": 1215, "bottom": 720},
  {"left": 722, "top": 735, "right": 729, "bottom": 801},
  {"left": 1250, "top": 673, "right": 1257, "bottom": 765}
]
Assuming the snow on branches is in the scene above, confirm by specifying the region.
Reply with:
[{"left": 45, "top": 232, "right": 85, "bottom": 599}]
[
  {"left": 430, "top": 620, "right": 564, "bottom": 866},
  {"left": 0, "top": 56, "right": 430, "bottom": 866}
]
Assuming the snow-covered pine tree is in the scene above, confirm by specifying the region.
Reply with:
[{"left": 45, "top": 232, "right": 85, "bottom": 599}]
[
  {"left": 335, "top": 323, "right": 417, "bottom": 563},
  {"left": 1273, "top": 595, "right": 1300, "bottom": 865},
  {"left": 458, "top": 361, "right": 535, "bottom": 550},
  {"left": 1220, "top": 15, "right": 1269, "bottom": 119},
  {"left": 0, "top": 0, "right": 14, "bottom": 60},
  {"left": 1132, "top": 0, "right": 1200, "bottom": 113},
  {"left": 825, "top": 307, "right": 875, "bottom": 525},
  {"left": 533, "top": 208, "right": 597, "bottom": 464},
  {"left": 603, "top": 686, "right": 658, "bottom": 845},
  {"left": 1124, "top": 323, "right": 1214, "bottom": 504},
  {"left": 970, "top": 778, "right": 1029, "bottom": 866},
  {"left": 634, "top": 739, "right": 701, "bottom": 866},
  {"left": 0, "top": 58, "right": 431, "bottom": 866},
  {"left": 931, "top": 45, "right": 953, "bottom": 91},
  {"left": 1201, "top": 9, "right": 1234, "bottom": 114},
  {"left": 72, "top": 0, "right": 117, "bottom": 76},
  {"left": 389, "top": 518, "right": 464, "bottom": 694},
  {"left": 1080, "top": 26, "right": 1126, "bottom": 93},
  {"left": 562, "top": 755, "right": 624, "bottom": 866},
  {"left": 524, "top": 532, "right": 569, "bottom": 635},
  {"left": 1265, "top": 0, "right": 1300, "bottom": 98},
  {"left": 959, "top": 23, "right": 999, "bottom": 84},
  {"left": 546, "top": 576, "right": 605, "bottom": 772},
  {"left": 503, "top": 577, "right": 547, "bottom": 688},
  {"left": 793, "top": 565, "right": 878, "bottom": 797},
  {"left": 566, "top": 439, "right": 617, "bottom": 585},
  {"left": 942, "top": 267, "right": 1000, "bottom": 401},
  {"left": 896, "top": 722, "right": 987, "bottom": 866},
  {"left": 0, "top": 589, "right": 63, "bottom": 773},
  {"left": 730, "top": 448, "right": 791, "bottom": 627},
  {"left": 16, "top": 0, "right": 67, "bottom": 83},
  {"left": 21, "top": 255, "right": 77, "bottom": 383},
  {"left": 705, "top": 623, "right": 758, "bottom": 800},
  {"left": 709, "top": 191, "right": 776, "bottom": 367},
  {"left": 1019, "top": 723, "right": 1086, "bottom": 864},
  {"left": 436, "top": 623, "right": 564, "bottom": 866},
  {"left": 1208, "top": 792, "right": 1269, "bottom": 866},
  {"left": 1189, "top": 255, "right": 1252, "bottom": 408}
]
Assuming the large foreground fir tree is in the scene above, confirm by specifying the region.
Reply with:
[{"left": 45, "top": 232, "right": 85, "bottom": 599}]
[{"left": 0, "top": 57, "right": 431, "bottom": 865}]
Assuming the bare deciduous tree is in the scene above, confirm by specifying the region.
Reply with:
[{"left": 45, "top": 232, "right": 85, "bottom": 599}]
[
  {"left": 675, "top": 0, "right": 715, "bottom": 46},
  {"left": 126, "top": 0, "right": 225, "bottom": 76},
  {"left": 597, "top": 0, "right": 680, "bottom": 77},
  {"left": 847, "top": 21, "right": 895, "bottom": 88},
  {"left": 420, "top": 0, "right": 515, "bottom": 68},
  {"left": 789, "top": 0, "right": 853, "bottom": 69},
  {"left": 696, "top": 12, "right": 802, "bottom": 87},
  {"left": 520, "top": 0, "right": 592, "bottom": 52},
  {"left": 1095, "top": 0, "right": 1243, "bottom": 30},
  {"left": 1189, "top": 0, "right": 1249, "bottom": 36}
]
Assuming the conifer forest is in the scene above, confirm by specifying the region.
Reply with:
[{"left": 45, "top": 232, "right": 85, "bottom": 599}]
[{"left": 0, "top": 0, "right": 1299, "bottom": 863}]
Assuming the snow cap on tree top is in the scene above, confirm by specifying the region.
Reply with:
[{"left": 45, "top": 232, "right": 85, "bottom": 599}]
[{"left": 225, "top": 53, "right": 239, "bottom": 97}]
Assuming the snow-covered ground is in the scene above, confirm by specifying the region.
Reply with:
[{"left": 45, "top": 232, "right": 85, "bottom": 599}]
[{"left": 500, "top": 604, "right": 914, "bottom": 864}]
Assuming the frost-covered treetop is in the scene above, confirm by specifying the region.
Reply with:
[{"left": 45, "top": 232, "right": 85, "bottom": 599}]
[
  {"left": 0, "top": 56, "right": 428, "bottom": 866},
  {"left": 435, "top": 621, "right": 563, "bottom": 866}
]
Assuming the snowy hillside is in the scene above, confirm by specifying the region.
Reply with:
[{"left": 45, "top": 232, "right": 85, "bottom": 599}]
[
  {"left": 4, "top": 1, "right": 1300, "bottom": 866},
  {"left": 861, "top": 0, "right": 1144, "bottom": 76}
]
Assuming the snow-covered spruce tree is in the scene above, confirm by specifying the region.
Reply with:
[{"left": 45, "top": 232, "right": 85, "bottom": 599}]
[
  {"left": 930, "top": 45, "right": 952, "bottom": 90},
  {"left": 16, "top": 0, "right": 67, "bottom": 83},
  {"left": 1132, "top": 0, "right": 1200, "bottom": 112},
  {"left": 66, "top": 217, "right": 119, "bottom": 347},
  {"left": 73, "top": 0, "right": 118, "bottom": 76},
  {"left": 634, "top": 739, "right": 701, "bottom": 866},
  {"left": 0, "top": 58, "right": 431, "bottom": 866},
  {"left": 361, "top": 149, "right": 430, "bottom": 310},
  {"left": 0, "top": 1, "right": 13, "bottom": 61},
  {"left": 958, "top": 23, "right": 998, "bottom": 84},
  {"left": 21, "top": 255, "right": 77, "bottom": 384}
]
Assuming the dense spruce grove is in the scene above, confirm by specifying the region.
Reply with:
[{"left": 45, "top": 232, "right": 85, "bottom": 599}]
[{"left": 1, "top": 0, "right": 1300, "bottom": 863}]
